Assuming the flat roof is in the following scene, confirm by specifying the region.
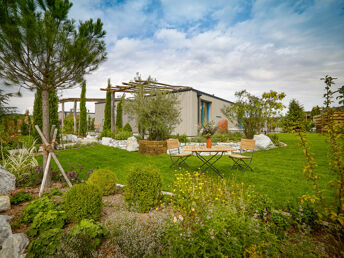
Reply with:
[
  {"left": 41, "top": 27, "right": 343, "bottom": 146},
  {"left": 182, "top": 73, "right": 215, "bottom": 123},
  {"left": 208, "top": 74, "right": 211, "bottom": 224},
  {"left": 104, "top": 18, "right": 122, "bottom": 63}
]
[{"left": 94, "top": 89, "right": 233, "bottom": 104}]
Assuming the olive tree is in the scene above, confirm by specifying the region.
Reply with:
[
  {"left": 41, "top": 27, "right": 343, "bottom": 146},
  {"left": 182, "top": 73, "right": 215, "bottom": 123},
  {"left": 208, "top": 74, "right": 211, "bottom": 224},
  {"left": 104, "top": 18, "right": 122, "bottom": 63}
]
[
  {"left": 221, "top": 90, "right": 263, "bottom": 139},
  {"left": 124, "top": 75, "right": 181, "bottom": 140},
  {"left": 261, "top": 90, "right": 286, "bottom": 132},
  {"left": 0, "top": 0, "right": 107, "bottom": 186}
]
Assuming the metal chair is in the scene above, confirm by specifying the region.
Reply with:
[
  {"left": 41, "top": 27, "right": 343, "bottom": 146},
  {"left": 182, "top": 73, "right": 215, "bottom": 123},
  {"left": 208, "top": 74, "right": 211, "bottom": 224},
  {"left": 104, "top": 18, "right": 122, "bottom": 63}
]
[
  {"left": 167, "top": 139, "right": 191, "bottom": 169},
  {"left": 228, "top": 139, "right": 255, "bottom": 172}
]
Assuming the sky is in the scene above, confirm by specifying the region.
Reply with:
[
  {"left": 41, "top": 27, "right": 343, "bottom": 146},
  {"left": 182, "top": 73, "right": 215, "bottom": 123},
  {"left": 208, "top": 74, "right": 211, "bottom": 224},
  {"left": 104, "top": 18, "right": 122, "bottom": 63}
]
[{"left": 6, "top": 0, "right": 344, "bottom": 113}]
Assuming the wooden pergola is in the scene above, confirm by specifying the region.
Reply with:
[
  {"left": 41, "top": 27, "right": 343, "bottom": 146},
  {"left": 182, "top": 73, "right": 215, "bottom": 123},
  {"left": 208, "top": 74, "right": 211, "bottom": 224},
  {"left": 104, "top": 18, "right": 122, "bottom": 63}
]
[
  {"left": 100, "top": 79, "right": 192, "bottom": 132},
  {"left": 59, "top": 98, "right": 105, "bottom": 133}
]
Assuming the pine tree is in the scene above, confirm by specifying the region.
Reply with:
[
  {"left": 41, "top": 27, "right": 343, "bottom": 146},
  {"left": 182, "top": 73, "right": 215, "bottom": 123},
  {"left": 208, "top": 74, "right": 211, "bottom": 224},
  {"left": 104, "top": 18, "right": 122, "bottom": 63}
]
[
  {"left": 33, "top": 89, "right": 60, "bottom": 142},
  {"left": 49, "top": 88, "right": 60, "bottom": 142},
  {"left": 103, "top": 79, "right": 111, "bottom": 131},
  {"left": 282, "top": 99, "right": 305, "bottom": 132},
  {"left": 116, "top": 95, "right": 124, "bottom": 131},
  {"left": 0, "top": 0, "right": 106, "bottom": 187},
  {"left": 33, "top": 89, "right": 42, "bottom": 141},
  {"left": 79, "top": 81, "right": 87, "bottom": 136}
]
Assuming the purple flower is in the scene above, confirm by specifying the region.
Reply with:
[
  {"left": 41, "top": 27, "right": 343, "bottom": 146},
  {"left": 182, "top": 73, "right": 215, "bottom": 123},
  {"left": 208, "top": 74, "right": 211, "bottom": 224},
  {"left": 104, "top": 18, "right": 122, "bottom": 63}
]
[
  {"left": 87, "top": 169, "right": 94, "bottom": 175},
  {"left": 68, "top": 171, "right": 76, "bottom": 178}
]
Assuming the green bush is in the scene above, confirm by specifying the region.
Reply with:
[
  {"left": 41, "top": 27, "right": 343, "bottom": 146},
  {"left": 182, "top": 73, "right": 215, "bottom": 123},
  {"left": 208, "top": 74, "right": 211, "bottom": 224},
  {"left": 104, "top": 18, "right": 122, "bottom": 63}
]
[
  {"left": 87, "top": 169, "right": 117, "bottom": 196},
  {"left": 164, "top": 205, "right": 278, "bottom": 257},
  {"left": 267, "top": 133, "right": 281, "bottom": 146},
  {"left": 28, "top": 210, "right": 67, "bottom": 237},
  {"left": 123, "top": 123, "right": 132, "bottom": 133},
  {"left": 64, "top": 183, "right": 103, "bottom": 223},
  {"left": 19, "top": 197, "right": 61, "bottom": 224},
  {"left": 27, "top": 228, "right": 64, "bottom": 258},
  {"left": 166, "top": 173, "right": 279, "bottom": 257},
  {"left": 98, "top": 129, "right": 112, "bottom": 139},
  {"left": 55, "top": 231, "right": 97, "bottom": 258},
  {"left": 212, "top": 131, "right": 242, "bottom": 142},
  {"left": 169, "top": 134, "right": 189, "bottom": 143},
  {"left": 125, "top": 165, "right": 162, "bottom": 212},
  {"left": 107, "top": 211, "right": 165, "bottom": 257},
  {"left": 10, "top": 189, "right": 31, "bottom": 205},
  {"left": 190, "top": 135, "right": 206, "bottom": 143},
  {"left": 114, "top": 130, "right": 132, "bottom": 140},
  {"left": 71, "top": 219, "right": 108, "bottom": 248}
]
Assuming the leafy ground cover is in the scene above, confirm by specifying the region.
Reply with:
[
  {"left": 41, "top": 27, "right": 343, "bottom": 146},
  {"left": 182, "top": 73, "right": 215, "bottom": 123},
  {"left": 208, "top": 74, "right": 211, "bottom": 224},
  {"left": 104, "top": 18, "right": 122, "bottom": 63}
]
[{"left": 37, "top": 133, "right": 332, "bottom": 209}]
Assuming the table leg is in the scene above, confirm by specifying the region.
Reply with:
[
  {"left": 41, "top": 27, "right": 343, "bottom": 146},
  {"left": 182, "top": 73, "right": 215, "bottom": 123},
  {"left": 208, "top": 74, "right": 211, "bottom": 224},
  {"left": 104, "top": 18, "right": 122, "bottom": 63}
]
[{"left": 195, "top": 151, "right": 224, "bottom": 177}]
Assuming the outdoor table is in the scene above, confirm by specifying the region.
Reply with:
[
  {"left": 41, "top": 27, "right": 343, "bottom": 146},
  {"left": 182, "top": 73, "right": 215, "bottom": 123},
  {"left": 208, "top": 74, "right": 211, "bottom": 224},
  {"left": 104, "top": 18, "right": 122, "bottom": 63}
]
[{"left": 183, "top": 146, "right": 236, "bottom": 177}]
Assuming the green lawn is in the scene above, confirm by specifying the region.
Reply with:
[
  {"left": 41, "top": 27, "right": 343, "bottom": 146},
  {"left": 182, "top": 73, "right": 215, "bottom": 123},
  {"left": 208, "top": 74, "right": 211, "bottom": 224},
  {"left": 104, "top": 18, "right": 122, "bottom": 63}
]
[{"left": 39, "top": 133, "right": 334, "bottom": 209}]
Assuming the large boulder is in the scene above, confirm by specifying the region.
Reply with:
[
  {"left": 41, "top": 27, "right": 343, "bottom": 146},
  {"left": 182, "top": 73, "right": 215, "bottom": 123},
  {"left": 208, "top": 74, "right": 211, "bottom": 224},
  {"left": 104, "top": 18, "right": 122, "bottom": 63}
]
[
  {"left": 101, "top": 137, "right": 113, "bottom": 146},
  {"left": 0, "top": 166, "right": 16, "bottom": 195},
  {"left": 0, "top": 233, "right": 29, "bottom": 258},
  {"left": 253, "top": 134, "right": 275, "bottom": 151},
  {"left": 62, "top": 134, "right": 78, "bottom": 143},
  {"left": 0, "top": 196, "right": 10, "bottom": 212},
  {"left": 0, "top": 215, "right": 12, "bottom": 247},
  {"left": 127, "top": 137, "right": 138, "bottom": 152}
]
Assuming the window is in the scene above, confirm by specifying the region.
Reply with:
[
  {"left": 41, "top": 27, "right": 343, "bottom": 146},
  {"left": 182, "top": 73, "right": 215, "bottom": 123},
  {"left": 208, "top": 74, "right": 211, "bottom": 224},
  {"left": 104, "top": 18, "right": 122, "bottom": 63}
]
[{"left": 200, "top": 100, "right": 210, "bottom": 125}]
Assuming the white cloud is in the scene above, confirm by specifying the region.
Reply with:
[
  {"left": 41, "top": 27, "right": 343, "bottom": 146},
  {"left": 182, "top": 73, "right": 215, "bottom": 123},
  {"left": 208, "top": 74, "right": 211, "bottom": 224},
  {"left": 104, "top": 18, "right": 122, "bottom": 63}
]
[{"left": 6, "top": 0, "right": 344, "bottom": 113}]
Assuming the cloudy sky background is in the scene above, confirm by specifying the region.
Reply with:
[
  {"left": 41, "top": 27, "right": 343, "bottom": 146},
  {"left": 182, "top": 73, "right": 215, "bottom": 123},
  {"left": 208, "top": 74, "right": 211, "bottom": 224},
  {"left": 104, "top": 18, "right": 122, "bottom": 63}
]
[{"left": 7, "top": 0, "right": 344, "bottom": 113}]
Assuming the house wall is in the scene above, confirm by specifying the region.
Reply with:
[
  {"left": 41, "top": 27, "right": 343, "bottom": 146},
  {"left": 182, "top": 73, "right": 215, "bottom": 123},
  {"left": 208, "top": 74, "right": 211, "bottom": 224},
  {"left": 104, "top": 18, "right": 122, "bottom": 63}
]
[
  {"left": 197, "top": 93, "right": 237, "bottom": 130},
  {"left": 172, "top": 90, "right": 198, "bottom": 136},
  {"left": 94, "top": 102, "right": 105, "bottom": 131}
]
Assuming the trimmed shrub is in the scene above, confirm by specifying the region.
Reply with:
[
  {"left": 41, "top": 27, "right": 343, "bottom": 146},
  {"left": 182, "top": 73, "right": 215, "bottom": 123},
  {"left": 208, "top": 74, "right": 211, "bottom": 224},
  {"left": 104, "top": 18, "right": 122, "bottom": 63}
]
[
  {"left": 28, "top": 210, "right": 67, "bottom": 237},
  {"left": 123, "top": 123, "right": 132, "bottom": 133},
  {"left": 125, "top": 165, "right": 162, "bottom": 212},
  {"left": 27, "top": 228, "right": 64, "bottom": 258},
  {"left": 64, "top": 183, "right": 103, "bottom": 223},
  {"left": 87, "top": 169, "right": 117, "bottom": 196}
]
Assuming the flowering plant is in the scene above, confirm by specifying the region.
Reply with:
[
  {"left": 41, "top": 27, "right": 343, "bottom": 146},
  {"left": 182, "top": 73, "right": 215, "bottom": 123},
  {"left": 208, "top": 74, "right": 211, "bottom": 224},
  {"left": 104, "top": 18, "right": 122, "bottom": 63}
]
[
  {"left": 199, "top": 121, "right": 217, "bottom": 138},
  {"left": 10, "top": 189, "right": 31, "bottom": 205}
]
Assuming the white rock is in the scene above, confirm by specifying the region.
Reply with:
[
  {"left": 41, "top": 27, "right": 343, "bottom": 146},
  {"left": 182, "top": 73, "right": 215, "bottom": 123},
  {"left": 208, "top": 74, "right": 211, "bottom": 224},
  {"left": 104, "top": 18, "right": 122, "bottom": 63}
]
[
  {"left": 0, "top": 196, "right": 10, "bottom": 212},
  {"left": 253, "top": 134, "right": 275, "bottom": 151},
  {"left": 62, "top": 134, "right": 78, "bottom": 143},
  {"left": 0, "top": 233, "right": 29, "bottom": 258},
  {"left": 101, "top": 137, "right": 113, "bottom": 146},
  {"left": 126, "top": 137, "right": 139, "bottom": 152},
  {"left": 0, "top": 166, "right": 16, "bottom": 195},
  {"left": 0, "top": 215, "right": 12, "bottom": 247}
]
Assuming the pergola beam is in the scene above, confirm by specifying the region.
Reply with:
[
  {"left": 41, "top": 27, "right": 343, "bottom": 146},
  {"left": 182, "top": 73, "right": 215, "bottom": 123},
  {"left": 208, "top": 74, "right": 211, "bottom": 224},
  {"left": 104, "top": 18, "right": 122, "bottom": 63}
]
[{"left": 59, "top": 98, "right": 106, "bottom": 134}]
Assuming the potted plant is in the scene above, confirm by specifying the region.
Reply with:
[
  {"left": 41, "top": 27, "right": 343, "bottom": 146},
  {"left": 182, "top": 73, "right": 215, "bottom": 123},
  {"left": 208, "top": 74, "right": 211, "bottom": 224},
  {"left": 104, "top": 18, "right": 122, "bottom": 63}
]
[{"left": 200, "top": 122, "right": 217, "bottom": 148}]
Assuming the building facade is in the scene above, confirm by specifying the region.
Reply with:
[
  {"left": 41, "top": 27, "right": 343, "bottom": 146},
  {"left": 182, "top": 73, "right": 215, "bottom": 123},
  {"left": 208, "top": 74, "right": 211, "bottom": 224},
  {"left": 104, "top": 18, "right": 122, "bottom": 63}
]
[{"left": 94, "top": 89, "right": 238, "bottom": 136}]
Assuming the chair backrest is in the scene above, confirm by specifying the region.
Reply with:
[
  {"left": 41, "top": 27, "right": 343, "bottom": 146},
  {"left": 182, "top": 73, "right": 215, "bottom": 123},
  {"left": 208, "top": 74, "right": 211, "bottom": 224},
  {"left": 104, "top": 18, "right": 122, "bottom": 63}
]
[
  {"left": 167, "top": 139, "right": 180, "bottom": 150},
  {"left": 240, "top": 139, "right": 255, "bottom": 151}
]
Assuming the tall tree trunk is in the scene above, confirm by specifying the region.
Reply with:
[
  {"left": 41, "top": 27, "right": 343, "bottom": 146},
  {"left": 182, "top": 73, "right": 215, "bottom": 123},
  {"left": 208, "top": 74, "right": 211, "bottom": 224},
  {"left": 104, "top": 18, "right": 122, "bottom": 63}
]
[{"left": 42, "top": 89, "right": 51, "bottom": 188}]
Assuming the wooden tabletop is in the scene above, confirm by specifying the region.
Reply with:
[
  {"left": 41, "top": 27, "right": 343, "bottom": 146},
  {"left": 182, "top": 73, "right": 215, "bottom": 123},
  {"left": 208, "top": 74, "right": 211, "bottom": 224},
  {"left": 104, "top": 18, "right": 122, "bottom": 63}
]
[{"left": 183, "top": 146, "right": 236, "bottom": 152}]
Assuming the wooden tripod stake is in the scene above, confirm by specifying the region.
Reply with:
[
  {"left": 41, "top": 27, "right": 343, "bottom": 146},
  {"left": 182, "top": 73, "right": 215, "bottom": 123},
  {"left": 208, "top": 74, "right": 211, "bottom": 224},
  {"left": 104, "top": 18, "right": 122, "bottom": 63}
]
[{"left": 35, "top": 125, "right": 72, "bottom": 197}]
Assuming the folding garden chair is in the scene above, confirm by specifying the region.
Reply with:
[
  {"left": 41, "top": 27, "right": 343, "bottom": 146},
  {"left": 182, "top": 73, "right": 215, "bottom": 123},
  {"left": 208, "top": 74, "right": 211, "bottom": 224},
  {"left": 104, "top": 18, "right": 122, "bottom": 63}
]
[
  {"left": 228, "top": 139, "right": 255, "bottom": 172},
  {"left": 167, "top": 139, "right": 191, "bottom": 169}
]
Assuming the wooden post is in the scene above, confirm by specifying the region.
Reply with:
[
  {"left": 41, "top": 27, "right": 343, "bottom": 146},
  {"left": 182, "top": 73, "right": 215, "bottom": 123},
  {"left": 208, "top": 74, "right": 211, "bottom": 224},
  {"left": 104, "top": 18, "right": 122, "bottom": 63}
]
[
  {"left": 73, "top": 100, "right": 77, "bottom": 134},
  {"left": 111, "top": 91, "right": 115, "bottom": 133},
  {"left": 61, "top": 102, "right": 65, "bottom": 131}
]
